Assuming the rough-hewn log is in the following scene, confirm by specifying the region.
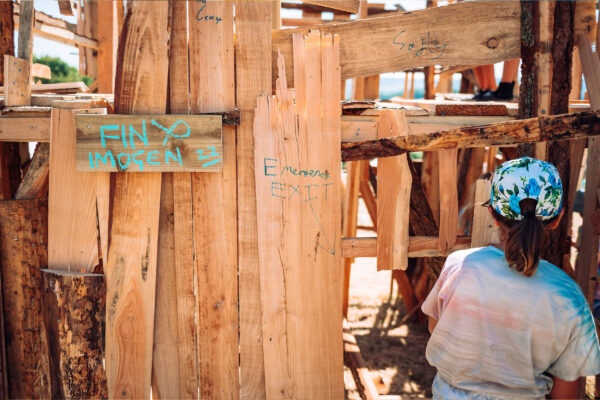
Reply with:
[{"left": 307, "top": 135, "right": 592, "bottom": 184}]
[
  {"left": 0, "top": 199, "right": 50, "bottom": 399},
  {"left": 41, "top": 269, "right": 106, "bottom": 399},
  {"left": 341, "top": 111, "right": 600, "bottom": 161},
  {"left": 546, "top": 2, "right": 575, "bottom": 269}
]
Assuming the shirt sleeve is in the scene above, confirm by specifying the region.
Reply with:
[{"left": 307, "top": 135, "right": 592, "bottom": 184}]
[
  {"left": 422, "top": 253, "right": 460, "bottom": 320},
  {"left": 547, "top": 300, "right": 600, "bottom": 381}
]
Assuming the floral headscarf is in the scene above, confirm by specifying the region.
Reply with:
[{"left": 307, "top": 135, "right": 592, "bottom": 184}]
[{"left": 490, "top": 157, "right": 563, "bottom": 221}]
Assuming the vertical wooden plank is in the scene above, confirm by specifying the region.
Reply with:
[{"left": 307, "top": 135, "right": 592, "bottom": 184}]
[
  {"left": 437, "top": 148, "right": 458, "bottom": 255},
  {"left": 342, "top": 160, "right": 361, "bottom": 318},
  {"left": 470, "top": 178, "right": 499, "bottom": 247},
  {"left": 106, "top": 1, "right": 169, "bottom": 398},
  {"left": 48, "top": 107, "right": 99, "bottom": 272},
  {"left": 254, "top": 33, "right": 343, "bottom": 400},
  {"left": 0, "top": 199, "right": 50, "bottom": 399},
  {"left": 152, "top": 0, "right": 197, "bottom": 397},
  {"left": 376, "top": 110, "right": 411, "bottom": 270},
  {"left": 17, "top": 0, "right": 34, "bottom": 62},
  {"left": 574, "top": 1, "right": 597, "bottom": 44},
  {"left": 235, "top": 1, "right": 271, "bottom": 399},
  {"left": 151, "top": 172, "right": 180, "bottom": 399},
  {"left": 97, "top": 0, "right": 117, "bottom": 93},
  {"left": 189, "top": 2, "right": 239, "bottom": 399},
  {"left": 3, "top": 55, "right": 31, "bottom": 106}
]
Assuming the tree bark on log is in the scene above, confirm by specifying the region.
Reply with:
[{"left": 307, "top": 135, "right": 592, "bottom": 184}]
[
  {"left": 0, "top": 199, "right": 50, "bottom": 399},
  {"left": 546, "top": 2, "right": 575, "bottom": 268},
  {"left": 517, "top": 0, "right": 538, "bottom": 157},
  {"left": 41, "top": 269, "right": 107, "bottom": 399}
]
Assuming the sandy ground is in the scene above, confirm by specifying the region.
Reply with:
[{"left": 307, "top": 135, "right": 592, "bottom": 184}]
[{"left": 343, "top": 231, "right": 436, "bottom": 399}]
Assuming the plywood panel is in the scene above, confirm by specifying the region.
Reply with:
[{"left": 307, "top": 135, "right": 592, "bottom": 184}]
[
  {"left": 189, "top": 1, "right": 239, "bottom": 398},
  {"left": 254, "top": 33, "right": 343, "bottom": 399}
]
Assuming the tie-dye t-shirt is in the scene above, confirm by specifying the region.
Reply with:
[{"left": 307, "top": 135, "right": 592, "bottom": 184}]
[{"left": 422, "top": 246, "right": 600, "bottom": 399}]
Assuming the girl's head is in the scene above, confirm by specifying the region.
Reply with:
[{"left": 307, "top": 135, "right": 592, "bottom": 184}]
[{"left": 487, "top": 157, "right": 564, "bottom": 276}]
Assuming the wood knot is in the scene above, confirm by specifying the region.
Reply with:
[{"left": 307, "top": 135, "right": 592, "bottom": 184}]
[{"left": 486, "top": 38, "right": 499, "bottom": 49}]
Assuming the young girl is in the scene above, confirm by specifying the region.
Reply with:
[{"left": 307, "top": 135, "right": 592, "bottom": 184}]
[{"left": 422, "top": 157, "right": 600, "bottom": 399}]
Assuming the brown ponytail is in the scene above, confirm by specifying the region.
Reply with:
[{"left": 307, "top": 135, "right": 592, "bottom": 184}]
[{"left": 491, "top": 198, "right": 551, "bottom": 277}]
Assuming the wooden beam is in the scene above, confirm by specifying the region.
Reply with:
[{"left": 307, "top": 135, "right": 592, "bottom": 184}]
[
  {"left": 105, "top": 1, "right": 169, "bottom": 398},
  {"left": 235, "top": 1, "right": 271, "bottom": 398},
  {"left": 57, "top": 0, "right": 74, "bottom": 16},
  {"left": 470, "top": 178, "right": 499, "bottom": 247},
  {"left": 341, "top": 111, "right": 600, "bottom": 161},
  {"left": 3, "top": 55, "right": 31, "bottom": 106},
  {"left": 189, "top": 1, "right": 239, "bottom": 399},
  {"left": 0, "top": 199, "right": 50, "bottom": 399},
  {"left": 0, "top": 117, "right": 50, "bottom": 142},
  {"left": 96, "top": 0, "right": 116, "bottom": 93},
  {"left": 304, "top": 0, "right": 360, "bottom": 13},
  {"left": 342, "top": 236, "right": 471, "bottom": 258},
  {"left": 13, "top": 13, "right": 98, "bottom": 50},
  {"left": 376, "top": 110, "right": 411, "bottom": 270},
  {"left": 17, "top": 0, "right": 34, "bottom": 62},
  {"left": 273, "top": 1, "right": 520, "bottom": 85}
]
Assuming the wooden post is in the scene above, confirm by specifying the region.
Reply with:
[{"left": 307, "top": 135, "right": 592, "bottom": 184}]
[
  {"left": 96, "top": 0, "right": 117, "bottom": 93},
  {"left": 471, "top": 178, "right": 499, "bottom": 247},
  {"left": 236, "top": 0, "right": 272, "bottom": 398},
  {"left": 546, "top": 1, "right": 576, "bottom": 268},
  {"left": 189, "top": 2, "right": 239, "bottom": 398},
  {"left": 15, "top": 0, "right": 34, "bottom": 106},
  {"left": 41, "top": 269, "right": 106, "bottom": 399},
  {"left": 517, "top": 0, "right": 538, "bottom": 157},
  {"left": 105, "top": 1, "right": 169, "bottom": 398},
  {"left": 0, "top": 199, "right": 50, "bottom": 399},
  {"left": 437, "top": 148, "right": 458, "bottom": 255}
]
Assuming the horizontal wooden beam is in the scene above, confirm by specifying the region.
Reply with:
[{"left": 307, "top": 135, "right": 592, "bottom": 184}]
[
  {"left": 341, "top": 236, "right": 471, "bottom": 259},
  {"left": 341, "top": 111, "right": 600, "bottom": 161},
  {"left": 272, "top": 1, "right": 520, "bottom": 85},
  {"left": 14, "top": 6, "right": 98, "bottom": 50},
  {"left": 0, "top": 117, "right": 51, "bottom": 142},
  {"left": 303, "top": 0, "right": 360, "bottom": 13}
]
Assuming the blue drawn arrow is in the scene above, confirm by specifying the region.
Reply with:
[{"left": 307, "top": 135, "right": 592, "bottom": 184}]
[{"left": 309, "top": 203, "right": 336, "bottom": 256}]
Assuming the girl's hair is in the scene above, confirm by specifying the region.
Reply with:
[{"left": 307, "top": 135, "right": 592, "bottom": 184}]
[{"left": 490, "top": 198, "right": 555, "bottom": 277}]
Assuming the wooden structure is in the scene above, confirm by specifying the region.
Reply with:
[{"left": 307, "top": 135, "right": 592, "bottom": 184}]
[{"left": 0, "top": 1, "right": 599, "bottom": 399}]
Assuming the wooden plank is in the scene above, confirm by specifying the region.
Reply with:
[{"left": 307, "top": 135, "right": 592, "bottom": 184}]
[
  {"left": 359, "top": 162, "right": 376, "bottom": 229},
  {"left": 235, "top": 1, "right": 271, "bottom": 398},
  {"left": 341, "top": 236, "right": 471, "bottom": 258},
  {"left": 341, "top": 110, "right": 600, "bottom": 161},
  {"left": 15, "top": 143, "right": 49, "bottom": 199},
  {"left": 437, "top": 148, "right": 458, "bottom": 254},
  {"left": 17, "top": 0, "right": 34, "bottom": 61},
  {"left": 390, "top": 97, "right": 514, "bottom": 116},
  {"left": 273, "top": 1, "right": 520, "bottom": 84},
  {"left": 151, "top": 172, "right": 181, "bottom": 399},
  {"left": 152, "top": 0, "right": 197, "bottom": 396},
  {"left": 48, "top": 108, "right": 99, "bottom": 272},
  {"left": 574, "top": 1, "right": 596, "bottom": 44},
  {"left": 0, "top": 199, "right": 50, "bottom": 399},
  {"left": 0, "top": 117, "right": 50, "bottom": 142},
  {"left": 254, "top": 34, "right": 343, "bottom": 399},
  {"left": 0, "top": 81, "right": 89, "bottom": 94},
  {"left": 189, "top": 1, "right": 239, "bottom": 398},
  {"left": 31, "top": 63, "right": 51, "bottom": 80},
  {"left": 470, "top": 178, "right": 499, "bottom": 247},
  {"left": 304, "top": 0, "right": 360, "bottom": 13},
  {"left": 75, "top": 114, "right": 223, "bottom": 172},
  {"left": 376, "top": 110, "right": 411, "bottom": 270},
  {"left": 343, "top": 323, "right": 379, "bottom": 400},
  {"left": 342, "top": 159, "right": 362, "bottom": 318},
  {"left": 579, "top": 136, "right": 600, "bottom": 305},
  {"left": 97, "top": 0, "right": 116, "bottom": 93},
  {"left": 3, "top": 55, "right": 31, "bottom": 106},
  {"left": 105, "top": 1, "right": 169, "bottom": 398},
  {"left": 57, "top": 0, "right": 74, "bottom": 16}
]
